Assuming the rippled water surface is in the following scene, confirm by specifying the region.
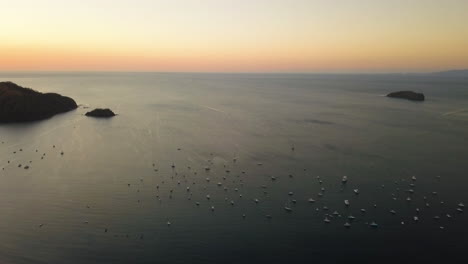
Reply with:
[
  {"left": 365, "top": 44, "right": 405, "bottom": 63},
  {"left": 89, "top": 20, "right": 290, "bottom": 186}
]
[{"left": 0, "top": 72, "right": 467, "bottom": 263}]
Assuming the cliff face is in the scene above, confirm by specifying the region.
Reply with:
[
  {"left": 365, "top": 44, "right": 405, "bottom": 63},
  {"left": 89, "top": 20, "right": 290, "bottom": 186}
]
[{"left": 0, "top": 82, "right": 78, "bottom": 123}]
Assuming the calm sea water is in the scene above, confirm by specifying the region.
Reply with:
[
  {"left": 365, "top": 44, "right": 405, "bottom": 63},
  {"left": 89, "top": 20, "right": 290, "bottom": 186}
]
[{"left": 0, "top": 72, "right": 467, "bottom": 263}]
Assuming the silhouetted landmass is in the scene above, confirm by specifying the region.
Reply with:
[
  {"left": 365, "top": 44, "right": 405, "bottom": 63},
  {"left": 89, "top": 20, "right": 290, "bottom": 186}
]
[
  {"left": 0, "top": 81, "right": 77, "bottom": 123},
  {"left": 431, "top": 69, "right": 468, "bottom": 77},
  {"left": 85, "top": 108, "right": 116, "bottom": 118},
  {"left": 387, "top": 91, "right": 425, "bottom": 101}
]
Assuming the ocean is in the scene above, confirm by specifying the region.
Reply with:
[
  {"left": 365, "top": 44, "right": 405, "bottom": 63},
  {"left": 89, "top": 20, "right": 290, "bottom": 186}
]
[{"left": 0, "top": 72, "right": 467, "bottom": 263}]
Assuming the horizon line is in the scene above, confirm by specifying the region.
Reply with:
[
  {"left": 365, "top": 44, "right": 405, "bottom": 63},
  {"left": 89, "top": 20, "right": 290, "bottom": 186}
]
[{"left": 1, "top": 69, "right": 467, "bottom": 75}]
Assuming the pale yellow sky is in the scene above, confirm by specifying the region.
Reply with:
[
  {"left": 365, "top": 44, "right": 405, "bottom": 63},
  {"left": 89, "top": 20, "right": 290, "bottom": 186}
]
[{"left": 1, "top": 0, "right": 467, "bottom": 72}]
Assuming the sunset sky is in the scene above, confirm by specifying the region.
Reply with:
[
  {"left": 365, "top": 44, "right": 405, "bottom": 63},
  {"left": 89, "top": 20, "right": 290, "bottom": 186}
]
[{"left": 1, "top": 0, "right": 467, "bottom": 72}]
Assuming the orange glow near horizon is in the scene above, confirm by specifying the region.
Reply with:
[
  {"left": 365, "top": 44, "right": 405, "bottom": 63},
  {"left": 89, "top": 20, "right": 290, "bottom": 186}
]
[{"left": 1, "top": 0, "right": 468, "bottom": 73}]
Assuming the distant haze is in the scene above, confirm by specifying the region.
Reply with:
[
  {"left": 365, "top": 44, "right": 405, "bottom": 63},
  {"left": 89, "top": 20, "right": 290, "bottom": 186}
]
[{"left": 1, "top": 0, "right": 467, "bottom": 72}]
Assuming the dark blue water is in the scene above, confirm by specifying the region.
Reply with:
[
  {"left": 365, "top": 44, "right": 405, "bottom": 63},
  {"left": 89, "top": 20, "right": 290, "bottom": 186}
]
[{"left": 0, "top": 72, "right": 467, "bottom": 263}]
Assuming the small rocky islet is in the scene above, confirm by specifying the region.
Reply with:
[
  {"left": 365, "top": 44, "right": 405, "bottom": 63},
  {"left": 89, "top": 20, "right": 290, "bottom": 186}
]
[
  {"left": 387, "top": 91, "right": 425, "bottom": 101},
  {"left": 85, "top": 108, "right": 116, "bottom": 118}
]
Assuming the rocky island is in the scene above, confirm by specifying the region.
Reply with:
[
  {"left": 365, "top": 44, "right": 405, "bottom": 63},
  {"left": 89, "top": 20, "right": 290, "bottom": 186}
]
[
  {"left": 85, "top": 108, "right": 116, "bottom": 118},
  {"left": 0, "top": 81, "right": 78, "bottom": 123},
  {"left": 387, "top": 91, "right": 425, "bottom": 101}
]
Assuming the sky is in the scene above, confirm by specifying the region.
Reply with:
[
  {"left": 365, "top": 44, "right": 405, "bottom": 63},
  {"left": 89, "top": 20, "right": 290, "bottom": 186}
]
[{"left": 1, "top": 0, "right": 467, "bottom": 73}]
